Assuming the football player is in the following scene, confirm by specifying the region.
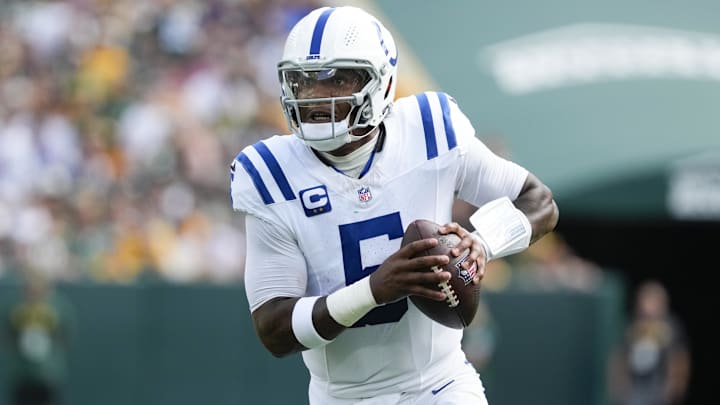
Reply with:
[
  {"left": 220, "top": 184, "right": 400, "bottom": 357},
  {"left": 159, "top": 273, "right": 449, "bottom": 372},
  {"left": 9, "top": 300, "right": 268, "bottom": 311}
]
[{"left": 230, "top": 6, "right": 559, "bottom": 404}]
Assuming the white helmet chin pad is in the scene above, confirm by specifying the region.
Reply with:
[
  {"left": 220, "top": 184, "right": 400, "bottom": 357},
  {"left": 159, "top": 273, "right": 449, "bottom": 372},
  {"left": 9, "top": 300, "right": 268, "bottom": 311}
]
[
  {"left": 300, "top": 121, "right": 374, "bottom": 152},
  {"left": 300, "top": 121, "right": 351, "bottom": 151},
  {"left": 300, "top": 120, "right": 350, "bottom": 141}
]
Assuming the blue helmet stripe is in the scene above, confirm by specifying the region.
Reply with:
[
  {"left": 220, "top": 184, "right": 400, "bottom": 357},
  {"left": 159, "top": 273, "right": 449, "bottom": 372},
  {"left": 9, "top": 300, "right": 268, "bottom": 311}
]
[
  {"left": 309, "top": 8, "right": 336, "bottom": 57},
  {"left": 437, "top": 93, "right": 457, "bottom": 150},
  {"left": 416, "top": 93, "right": 438, "bottom": 159},
  {"left": 373, "top": 21, "right": 398, "bottom": 67},
  {"left": 236, "top": 152, "right": 274, "bottom": 205},
  {"left": 252, "top": 142, "right": 296, "bottom": 201}
]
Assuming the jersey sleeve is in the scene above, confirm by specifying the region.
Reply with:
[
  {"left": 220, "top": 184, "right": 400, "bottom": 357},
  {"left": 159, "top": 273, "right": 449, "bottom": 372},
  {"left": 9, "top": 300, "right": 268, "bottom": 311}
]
[
  {"left": 448, "top": 96, "right": 529, "bottom": 205},
  {"left": 229, "top": 148, "right": 277, "bottom": 222},
  {"left": 244, "top": 213, "right": 308, "bottom": 313},
  {"left": 229, "top": 141, "right": 308, "bottom": 312},
  {"left": 229, "top": 138, "right": 299, "bottom": 221}
]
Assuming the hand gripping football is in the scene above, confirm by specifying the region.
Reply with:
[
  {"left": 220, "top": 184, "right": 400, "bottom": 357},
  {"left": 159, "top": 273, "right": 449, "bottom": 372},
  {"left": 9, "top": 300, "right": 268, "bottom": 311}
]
[{"left": 401, "top": 219, "right": 481, "bottom": 329}]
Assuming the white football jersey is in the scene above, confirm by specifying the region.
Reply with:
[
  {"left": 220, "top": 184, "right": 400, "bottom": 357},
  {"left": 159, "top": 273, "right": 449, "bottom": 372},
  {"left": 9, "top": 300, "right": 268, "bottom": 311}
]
[{"left": 231, "top": 92, "right": 528, "bottom": 399}]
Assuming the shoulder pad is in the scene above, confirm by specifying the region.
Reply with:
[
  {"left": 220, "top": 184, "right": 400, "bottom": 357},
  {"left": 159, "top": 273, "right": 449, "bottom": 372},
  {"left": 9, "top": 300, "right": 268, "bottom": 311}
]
[
  {"left": 230, "top": 137, "right": 298, "bottom": 218},
  {"left": 392, "top": 91, "right": 474, "bottom": 161}
]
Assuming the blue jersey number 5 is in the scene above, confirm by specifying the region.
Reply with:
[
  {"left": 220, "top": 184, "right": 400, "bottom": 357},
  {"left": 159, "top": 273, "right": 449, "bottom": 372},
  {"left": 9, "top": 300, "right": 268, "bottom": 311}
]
[{"left": 339, "top": 212, "right": 407, "bottom": 327}]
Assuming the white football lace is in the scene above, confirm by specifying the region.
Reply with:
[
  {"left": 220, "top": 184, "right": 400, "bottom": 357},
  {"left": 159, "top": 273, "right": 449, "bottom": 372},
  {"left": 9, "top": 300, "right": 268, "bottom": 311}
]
[{"left": 431, "top": 265, "right": 459, "bottom": 308}]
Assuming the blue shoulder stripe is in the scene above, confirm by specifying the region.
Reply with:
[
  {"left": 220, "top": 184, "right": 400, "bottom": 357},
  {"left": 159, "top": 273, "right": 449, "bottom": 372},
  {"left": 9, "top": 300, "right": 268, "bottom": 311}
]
[
  {"left": 416, "top": 93, "right": 438, "bottom": 160},
  {"left": 437, "top": 93, "right": 457, "bottom": 150},
  {"left": 236, "top": 152, "right": 274, "bottom": 205},
  {"left": 252, "top": 142, "right": 296, "bottom": 201},
  {"left": 309, "top": 8, "right": 335, "bottom": 57}
]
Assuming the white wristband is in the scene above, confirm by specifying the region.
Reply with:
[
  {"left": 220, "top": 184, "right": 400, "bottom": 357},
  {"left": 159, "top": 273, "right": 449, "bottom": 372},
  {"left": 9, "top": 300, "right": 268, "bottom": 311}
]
[
  {"left": 469, "top": 196, "right": 532, "bottom": 261},
  {"left": 326, "top": 277, "right": 378, "bottom": 327},
  {"left": 292, "top": 296, "right": 332, "bottom": 349}
]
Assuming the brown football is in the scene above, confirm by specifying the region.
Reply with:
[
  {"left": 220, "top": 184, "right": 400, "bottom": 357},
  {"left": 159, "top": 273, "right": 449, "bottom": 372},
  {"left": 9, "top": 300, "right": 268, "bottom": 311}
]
[{"left": 401, "top": 219, "right": 481, "bottom": 329}]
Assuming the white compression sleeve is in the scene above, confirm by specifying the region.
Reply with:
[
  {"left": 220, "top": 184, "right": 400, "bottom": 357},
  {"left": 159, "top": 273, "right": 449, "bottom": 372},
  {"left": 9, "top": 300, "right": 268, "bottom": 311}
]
[
  {"left": 470, "top": 196, "right": 532, "bottom": 261},
  {"left": 291, "top": 296, "right": 332, "bottom": 349}
]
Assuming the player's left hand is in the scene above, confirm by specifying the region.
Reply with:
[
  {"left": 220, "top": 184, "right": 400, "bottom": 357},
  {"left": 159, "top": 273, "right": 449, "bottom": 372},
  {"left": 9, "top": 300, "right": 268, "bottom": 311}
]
[{"left": 438, "top": 222, "right": 486, "bottom": 285}]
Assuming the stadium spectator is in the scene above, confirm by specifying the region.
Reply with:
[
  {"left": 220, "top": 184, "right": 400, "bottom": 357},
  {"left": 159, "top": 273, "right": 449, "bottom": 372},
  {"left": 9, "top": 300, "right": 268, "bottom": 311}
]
[
  {"left": 0, "top": 0, "right": 323, "bottom": 283},
  {"left": 1, "top": 273, "right": 76, "bottom": 405},
  {"left": 608, "top": 280, "right": 691, "bottom": 405},
  {"left": 511, "top": 232, "right": 603, "bottom": 291}
]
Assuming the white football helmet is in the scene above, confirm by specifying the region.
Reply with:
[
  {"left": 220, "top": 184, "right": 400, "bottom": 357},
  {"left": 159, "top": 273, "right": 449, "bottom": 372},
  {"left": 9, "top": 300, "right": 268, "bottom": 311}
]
[{"left": 278, "top": 6, "right": 398, "bottom": 151}]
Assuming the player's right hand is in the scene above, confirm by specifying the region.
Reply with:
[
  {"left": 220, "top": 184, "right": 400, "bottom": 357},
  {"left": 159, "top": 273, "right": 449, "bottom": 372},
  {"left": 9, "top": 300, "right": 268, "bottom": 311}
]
[{"left": 369, "top": 238, "right": 451, "bottom": 305}]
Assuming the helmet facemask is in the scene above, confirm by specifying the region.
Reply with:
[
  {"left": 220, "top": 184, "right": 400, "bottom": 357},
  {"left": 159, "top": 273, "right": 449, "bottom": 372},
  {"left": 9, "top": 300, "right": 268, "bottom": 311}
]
[{"left": 279, "top": 62, "right": 378, "bottom": 151}]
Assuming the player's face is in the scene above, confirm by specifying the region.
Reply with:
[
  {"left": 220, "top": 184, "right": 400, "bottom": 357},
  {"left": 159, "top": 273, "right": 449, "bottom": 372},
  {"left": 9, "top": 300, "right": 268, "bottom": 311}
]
[{"left": 284, "top": 68, "right": 370, "bottom": 123}]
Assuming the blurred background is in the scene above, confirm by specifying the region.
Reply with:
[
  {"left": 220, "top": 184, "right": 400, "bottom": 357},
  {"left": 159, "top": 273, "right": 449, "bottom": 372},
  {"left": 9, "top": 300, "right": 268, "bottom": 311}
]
[{"left": 0, "top": 0, "right": 716, "bottom": 404}]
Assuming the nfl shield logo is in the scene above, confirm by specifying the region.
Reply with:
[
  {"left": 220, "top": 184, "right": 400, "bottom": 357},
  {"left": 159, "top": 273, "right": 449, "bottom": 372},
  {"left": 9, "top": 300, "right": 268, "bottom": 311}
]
[
  {"left": 455, "top": 253, "right": 476, "bottom": 286},
  {"left": 357, "top": 186, "right": 372, "bottom": 203}
]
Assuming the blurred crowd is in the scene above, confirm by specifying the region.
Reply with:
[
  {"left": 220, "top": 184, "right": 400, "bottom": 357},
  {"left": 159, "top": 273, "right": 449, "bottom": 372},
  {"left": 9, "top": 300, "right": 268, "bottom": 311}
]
[
  {"left": 0, "top": 0, "right": 323, "bottom": 283},
  {"left": 0, "top": 0, "right": 606, "bottom": 290}
]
